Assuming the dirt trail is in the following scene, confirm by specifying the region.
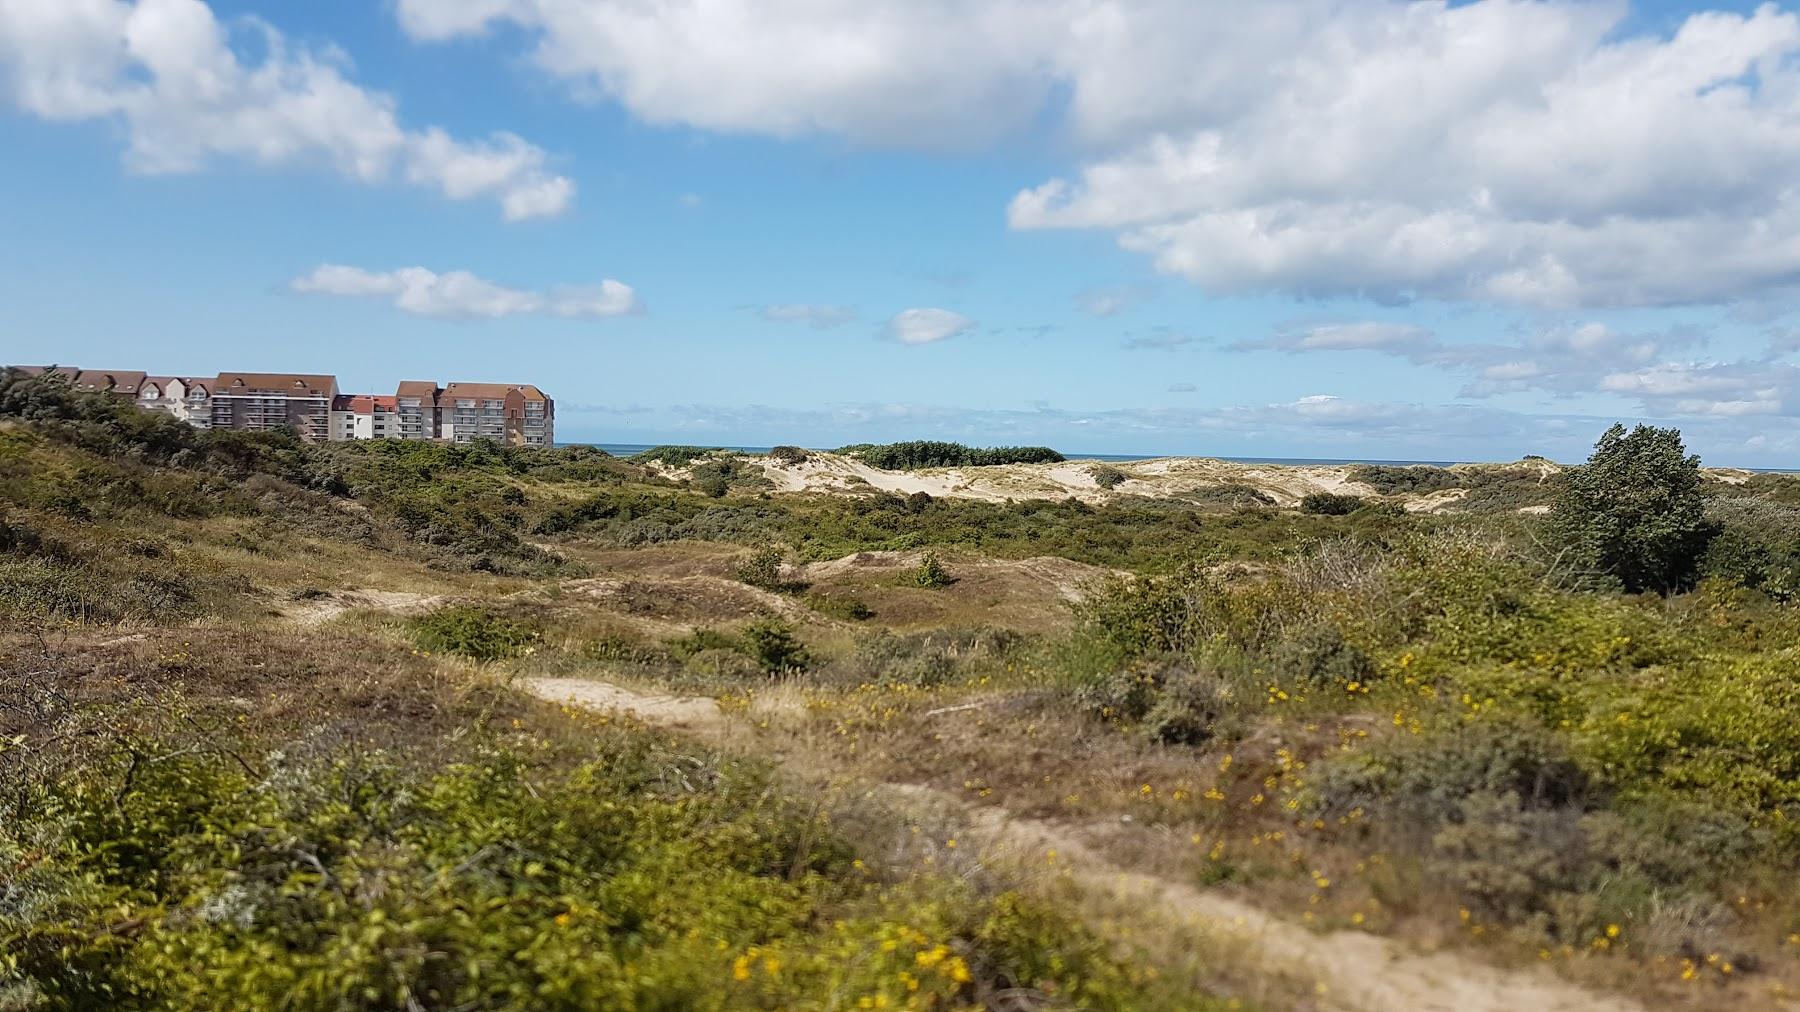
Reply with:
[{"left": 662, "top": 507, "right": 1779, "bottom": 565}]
[
  {"left": 525, "top": 676, "right": 1644, "bottom": 1012},
  {"left": 279, "top": 589, "right": 446, "bottom": 626}
]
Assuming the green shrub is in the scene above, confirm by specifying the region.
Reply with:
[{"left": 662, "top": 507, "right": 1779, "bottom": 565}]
[
  {"left": 1299, "top": 492, "right": 1362, "bottom": 515},
  {"left": 802, "top": 592, "right": 874, "bottom": 621},
  {"left": 629, "top": 445, "right": 716, "bottom": 468},
  {"left": 1265, "top": 622, "right": 1375, "bottom": 690},
  {"left": 408, "top": 607, "right": 539, "bottom": 661},
  {"left": 1090, "top": 465, "right": 1127, "bottom": 490},
  {"left": 836, "top": 441, "right": 1064, "bottom": 469},
  {"left": 734, "top": 545, "right": 786, "bottom": 590},
  {"left": 909, "top": 551, "right": 952, "bottom": 588},
  {"left": 741, "top": 618, "right": 809, "bottom": 674},
  {"left": 1348, "top": 464, "right": 1459, "bottom": 495},
  {"left": 1549, "top": 424, "right": 1715, "bottom": 593},
  {"left": 767, "top": 445, "right": 810, "bottom": 465}
]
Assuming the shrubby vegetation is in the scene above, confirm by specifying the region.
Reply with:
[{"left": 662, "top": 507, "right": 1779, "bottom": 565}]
[
  {"left": 836, "top": 441, "right": 1065, "bottom": 469},
  {"left": 9, "top": 368, "right": 1800, "bottom": 1004},
  {"left": 1348, "top": 464, "right": 1460, "bottom": 495},
  {"left": 0, "top": 638, "right": 1181, "bottom": 1009},
  {"left": 1298, "top": 492, "right": 1363, "bottom": 515},
  {"left": 629, "top": 445, "right": 718, "bottom": 468},
  {"left": 1090, "top": 464, "right": 1128, "bottom": 489}
]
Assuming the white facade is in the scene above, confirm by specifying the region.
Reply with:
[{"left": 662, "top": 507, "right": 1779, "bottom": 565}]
[{"left": 137, "top": 378, "right": 212, "bottom": 429}]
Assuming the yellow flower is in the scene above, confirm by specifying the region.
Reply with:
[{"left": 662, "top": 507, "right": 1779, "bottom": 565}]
[
  {"left": 1605, "top": 923, "right": 1621, "bottom": 939},
  {"left": 732, "top": 956, "right": 752, "bottom": 982}
]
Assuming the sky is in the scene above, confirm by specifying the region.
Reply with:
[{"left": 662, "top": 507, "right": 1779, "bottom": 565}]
[{"left": 3, "top": 1, "right": 1800, "bottom": 465}]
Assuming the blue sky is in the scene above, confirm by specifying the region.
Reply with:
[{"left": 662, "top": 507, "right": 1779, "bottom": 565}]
[{"left": 3, "top": 1, "right": 1800, "bottom": 464}]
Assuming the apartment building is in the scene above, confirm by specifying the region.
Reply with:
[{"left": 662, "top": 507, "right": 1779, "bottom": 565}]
[
  {"left": 330, "top": 394, "right": 399, "bottom": 440},
  {"left": 440, "top": 382, "right": 554, "bottom": 447},
  {"left": 138, "top": 377, "right": 213, "bottom": 428},
  {"left": 395, "top": 380, "right": 442, "bottom": 442},
  {"left": 210, "top": 373, "right": 339, "bottom": 442},
  {"left": 6, "top": 365, "right": 554, "bottom": 446}
]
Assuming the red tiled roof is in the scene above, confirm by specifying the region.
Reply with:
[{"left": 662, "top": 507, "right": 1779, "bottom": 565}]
[
  {"left": 215, "top": 372, "right": 337, "bottom": 397},
  {"left": 74, "top": 370, "right": 148, "bottom": 395},
  {"left": 443, "top": 381, "right": 549, "bottom": 401}
]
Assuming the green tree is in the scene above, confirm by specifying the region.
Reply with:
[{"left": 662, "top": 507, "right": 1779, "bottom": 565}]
[{"left": 1550, "top": 424, "right": 1715, "bottom": 593}]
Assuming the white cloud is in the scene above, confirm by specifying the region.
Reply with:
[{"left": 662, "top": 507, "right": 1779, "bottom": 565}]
[
  {"left": 1235, "top": 322, "right": 1439, "bottom": 358},
  {"left": 885, "top": 307, "right": 974, "bottom": 345},
  {"left": 1598, "top": 361, "right": 1796, "bottom": 417},
  {"left": 1167, "top": 382, "right": 1196, "bottom": 393},
  {"left": 0, "top": 0, "right": 573, "bottom": 219},
  {"left": 396, "top": 0, "right": 1800, "bottom": 306},
  {"left": 292, "top": 264, "right": 640, "bottom": 319},
  {"left": 392, "top": 0, "right": 1064, "bottom": 147},
  {"left": 761, "top": 304, "right": 856, "bottom": 328}
]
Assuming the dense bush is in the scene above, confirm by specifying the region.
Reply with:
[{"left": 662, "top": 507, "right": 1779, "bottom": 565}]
[
  {"left": 408, "top": 607, "right": 540, "bottom": 661},
  {"left": 1549, "top": 424, "right": 1715, "bottom": 593},
  {"left": 629, "top": 445, "right": 716, "bottom": 468},
  {"left": 767, "top": 445, "right": 810, "bottom": 465},
  {"left": 1348, "top": 464, "right": 1460, "bottom": 495},
  {"left": 836, "top": 441, "right": 1065, "bottom": 469},
  {"left": 1299, "top": 492, "right": 1363, "bottom": 515},
  {"left": 741, "top": 618, "right": 810, "bottom": 674},
  {"left": 1090, "top": 465, "right": 1128, "bottom": 489},
  {"left": 909, "top": 551, "right": 952, "bottom": 588},
  {"left": 734, "top": 545, "right": 786, "bottom": 590}
]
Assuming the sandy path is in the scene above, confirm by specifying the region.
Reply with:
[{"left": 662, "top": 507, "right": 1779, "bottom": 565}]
[
  {"left": 529, "top": 676, "right": 725, "bottom": 731},
  {"left": 280, "top": 589, "right": 445, "bottom": 626},
  {"left": 525, "top": 676, "right": 1644, "bottom": 1012}
]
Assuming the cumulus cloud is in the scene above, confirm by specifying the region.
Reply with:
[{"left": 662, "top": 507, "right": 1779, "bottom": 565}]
[
  {"left": 760, "top": 304, "right": 856, "bottom": 328},
  {"left": 292, "top": 265, "right": 639, "bottom": 319},
  {"left": 0, "top": 0, "right": 573, "bottom": 219},
  {"left": 396, "top": 0, "right": 1800, "bottom": 305},
  {"left": 885, "top": 307, "right": 974, "bottom": 345}
]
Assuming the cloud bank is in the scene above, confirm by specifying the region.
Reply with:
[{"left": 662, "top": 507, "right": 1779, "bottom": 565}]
[
  {"left": 394, "top": 0, "right": 1800, "bottom": 306},
  {"left": 292, "top": 265, "right": 639, "bottom": 319},
  {"left": 0, "top": 0, "right": 573, "bottom": 219}
]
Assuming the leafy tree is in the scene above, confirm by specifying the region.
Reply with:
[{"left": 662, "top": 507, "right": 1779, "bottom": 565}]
[{"left": 1550, "top": 424, "right": 1715, "bottom": 593}]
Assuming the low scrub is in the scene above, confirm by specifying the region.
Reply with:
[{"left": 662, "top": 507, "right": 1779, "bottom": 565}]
[
  {"left": 836, "top": 441, "right": 1065, "bottom": 469},
  {"left": 409, "top": 606, "right": 540, "bottom": 661}
]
